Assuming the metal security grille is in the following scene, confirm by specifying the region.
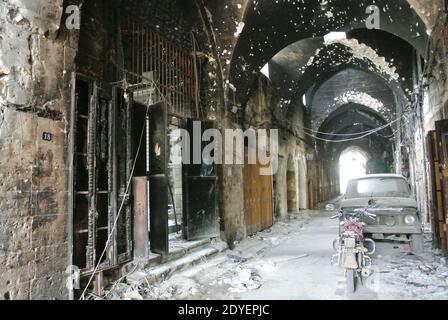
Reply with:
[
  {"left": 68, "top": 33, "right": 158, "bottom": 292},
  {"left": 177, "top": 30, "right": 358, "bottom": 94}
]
[{"left": 122, "top": 19, "right": 197, "bottom": 118}]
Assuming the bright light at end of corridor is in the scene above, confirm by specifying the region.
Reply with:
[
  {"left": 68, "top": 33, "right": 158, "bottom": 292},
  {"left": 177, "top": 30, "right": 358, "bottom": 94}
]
[{"left": 339, "top": 148, "right": 368, "bottom": 194}]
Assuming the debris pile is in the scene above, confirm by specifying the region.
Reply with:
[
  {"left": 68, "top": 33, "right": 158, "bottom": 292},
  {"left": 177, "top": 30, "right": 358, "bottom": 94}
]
[
  {"left": 104, "top": 277, "right": 201, "bottom": 300},
  {"left": 376, "top": 239, "right": 448, "bottom": 300},
  {"left": 211, "top": 266, "right": 263, "bottom": 293}
]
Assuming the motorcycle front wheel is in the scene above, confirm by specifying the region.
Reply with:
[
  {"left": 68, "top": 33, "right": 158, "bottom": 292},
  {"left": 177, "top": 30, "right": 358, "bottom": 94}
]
[{"left": 346, "top": 269, "right": 356, "bottom": 293}]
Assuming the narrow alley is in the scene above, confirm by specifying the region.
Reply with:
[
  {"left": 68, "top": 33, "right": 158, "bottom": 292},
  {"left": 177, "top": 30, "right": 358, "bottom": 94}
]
[{"left": 106, "top": 207, "right": 448, "bottom": 300}]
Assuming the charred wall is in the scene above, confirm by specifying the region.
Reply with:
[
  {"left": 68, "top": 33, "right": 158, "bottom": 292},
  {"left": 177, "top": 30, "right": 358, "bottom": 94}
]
[
  {"left": 0, "top": 0, "right": 79, "bottom": 300},
  {"left": 0, "top": 0, "right": 443, "bottom": 300},
  {"left": 76, "top": 0, "right": 119, "bottom": 81},
  {"left": 76, "top": 0, "right": 198, "bottom": 81},
  {"left": 120, "top": 0, "right": 196, "bottom": 52}
]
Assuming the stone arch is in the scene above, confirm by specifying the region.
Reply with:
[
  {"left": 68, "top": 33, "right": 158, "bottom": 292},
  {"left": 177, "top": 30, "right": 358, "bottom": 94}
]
[
  {"left": 318, "top": 103, "right": 394, "bottom": 137},
  {"left": 229, "top": 0, "right": 428, "bottom": 101},
  {"left": 310, "top": 69, "right": 398, "bottom": 131},
  {"left": 315, "top": 103, "right": 396, "bottom": 178}
]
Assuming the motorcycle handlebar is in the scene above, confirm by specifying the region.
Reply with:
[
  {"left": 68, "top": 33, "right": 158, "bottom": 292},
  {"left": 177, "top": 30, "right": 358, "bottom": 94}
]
[{"left": 364, "top": 212, "right": 377, "bottom": 220}]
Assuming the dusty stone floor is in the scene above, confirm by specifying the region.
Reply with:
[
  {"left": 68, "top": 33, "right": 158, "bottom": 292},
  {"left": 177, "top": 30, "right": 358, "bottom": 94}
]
[{"left": 107, "top": 210, "right": 448, "bottom": 300}]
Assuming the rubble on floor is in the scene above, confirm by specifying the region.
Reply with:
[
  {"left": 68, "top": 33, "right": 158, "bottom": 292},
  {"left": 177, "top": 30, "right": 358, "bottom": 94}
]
[
  {"left": 103, "top": 213, "right": 448, "bottom": 300},
  {"left": 103, "top": 212, "right": 311, "bottom": 300},
  {"left": 375, "top": 237, "right": 448, "bottom": 300}
]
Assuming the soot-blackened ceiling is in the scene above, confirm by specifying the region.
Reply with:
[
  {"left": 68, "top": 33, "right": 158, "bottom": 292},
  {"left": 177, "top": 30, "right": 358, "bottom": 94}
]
[
  {"left": 269, "top": 39, "right": 411, "bottom": 105},
  {"left": 230, "top": 0, "right": 428, "bottom": 101},
  {"left": 310, "top": 68, "right": 397, "bottom": 130},
  {"left": 318, "top": 103, "right": 391, "bottom": 134},
  {"left": 316, "top": 103, "right": 395, "bottom": 161}
]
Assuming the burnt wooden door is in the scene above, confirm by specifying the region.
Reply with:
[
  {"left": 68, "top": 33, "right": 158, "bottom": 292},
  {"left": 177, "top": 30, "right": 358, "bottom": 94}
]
[
  {"left": 427, "top": 131, "right": 445, "bottom": 250},
  {"left": 435, "top": 120, "right": 448, "bottom": 253},
  {"left": 182, "top": 120, "right": 219, "bottom": 240},
  {"left": 148, "top": 102, "right": 169, "bottom": 255},
  {"left": 71, "top": 78, "right": 132, "bottom": 275},
  {"left": 244, "top": 148, "right": 273, "bottom": 236},
  {"left": 114, "top": 87, "right": 133, "bottom": 264}
]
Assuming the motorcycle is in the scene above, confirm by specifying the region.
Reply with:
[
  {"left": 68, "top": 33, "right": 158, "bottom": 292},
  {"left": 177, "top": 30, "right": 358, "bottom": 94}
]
[{"left": 329, "top": 207, "right": 377, "bottom": 293}]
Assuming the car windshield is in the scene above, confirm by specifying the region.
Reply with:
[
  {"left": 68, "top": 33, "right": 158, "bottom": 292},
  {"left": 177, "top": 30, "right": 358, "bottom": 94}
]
[{"left": 345, "top": 177, "right": 411, "bottom": 198}]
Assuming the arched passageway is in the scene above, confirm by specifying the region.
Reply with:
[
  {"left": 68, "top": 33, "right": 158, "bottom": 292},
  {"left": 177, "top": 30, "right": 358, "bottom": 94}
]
[
  {"left": 229, "top": 0, "right": 428, "bottom": 102},
  {"left": 4, "top": 0, "right": 448, "bottom": 300}
]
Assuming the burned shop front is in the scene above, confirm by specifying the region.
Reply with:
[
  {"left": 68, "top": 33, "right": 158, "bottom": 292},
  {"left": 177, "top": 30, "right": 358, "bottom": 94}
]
[{"left": 69, "top": 1, "right": 220, "bottom": 297}]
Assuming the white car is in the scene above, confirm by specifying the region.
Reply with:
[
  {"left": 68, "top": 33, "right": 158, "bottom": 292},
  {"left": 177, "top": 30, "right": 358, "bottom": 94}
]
[{"left": 339, "top": 174, "right": 423, "bottom": 252}]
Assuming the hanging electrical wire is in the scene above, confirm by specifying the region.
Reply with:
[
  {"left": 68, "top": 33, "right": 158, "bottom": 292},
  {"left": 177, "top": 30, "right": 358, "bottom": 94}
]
[
  {"left": 303, "top": 121, "right": 396, "bottom": 137},
  {"left": 378, "top": 113, "right": 412, "bottom": 139},
  {"left": 303, "top": 112, "right": 408, "bottom": 143}
]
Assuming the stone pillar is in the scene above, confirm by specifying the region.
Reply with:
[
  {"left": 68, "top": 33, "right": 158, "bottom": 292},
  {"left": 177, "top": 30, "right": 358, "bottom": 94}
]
[{"left": 0, "top": 0, "right": 78, "bottom": 300}]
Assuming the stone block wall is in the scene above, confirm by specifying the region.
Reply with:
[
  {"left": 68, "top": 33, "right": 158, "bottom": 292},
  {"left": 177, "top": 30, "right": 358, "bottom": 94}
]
[{"left": 0, "top": 0, "right": 78, "bottom": 300}]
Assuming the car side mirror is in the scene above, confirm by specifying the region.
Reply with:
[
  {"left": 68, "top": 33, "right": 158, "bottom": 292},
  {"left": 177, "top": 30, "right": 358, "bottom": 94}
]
[{"left": 325, "top": 204, "right": 336, "bottom": 211}]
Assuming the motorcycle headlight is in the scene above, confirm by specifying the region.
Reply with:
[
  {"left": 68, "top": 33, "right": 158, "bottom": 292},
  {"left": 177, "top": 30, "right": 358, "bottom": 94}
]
[{"left": 404, "top": 215, "right": 416, "bottom": 225}]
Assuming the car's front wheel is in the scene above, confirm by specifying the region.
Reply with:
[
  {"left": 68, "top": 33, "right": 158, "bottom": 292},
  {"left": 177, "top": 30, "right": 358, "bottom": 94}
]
[{"left": 410, "top": 234, "right": 424, "bottom": 254}]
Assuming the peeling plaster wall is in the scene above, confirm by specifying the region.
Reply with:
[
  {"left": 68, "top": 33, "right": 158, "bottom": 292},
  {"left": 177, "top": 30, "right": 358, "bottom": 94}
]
[{"left": 0, "top": 0, "right": 78, "bottom": 300}]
